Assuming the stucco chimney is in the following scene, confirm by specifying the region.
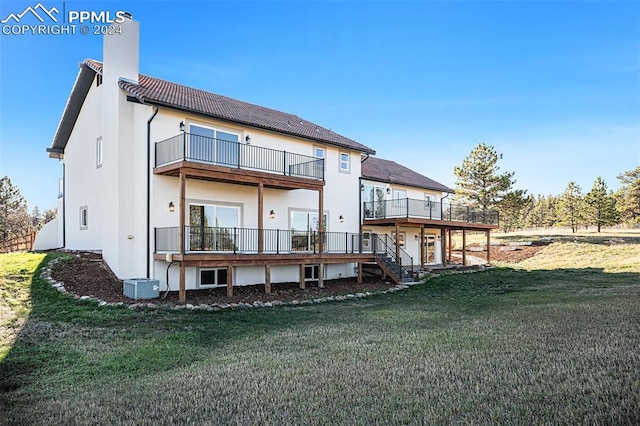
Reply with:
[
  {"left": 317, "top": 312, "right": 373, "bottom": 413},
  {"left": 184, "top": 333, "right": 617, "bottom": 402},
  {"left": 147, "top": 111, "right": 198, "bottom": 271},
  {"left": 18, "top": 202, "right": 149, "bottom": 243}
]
[{"left": 103, "top": 12, "right": 139, "bottom": 84}]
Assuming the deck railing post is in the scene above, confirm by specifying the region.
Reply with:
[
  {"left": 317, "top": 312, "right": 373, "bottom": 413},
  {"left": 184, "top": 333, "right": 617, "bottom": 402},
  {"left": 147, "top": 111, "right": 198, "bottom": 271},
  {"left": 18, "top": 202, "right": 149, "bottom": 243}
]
[
  {"left": 182, "top": 132, "right": 186, "bottom": 160},
  {"left": 233, "top": 227, "right": 237, "bottom": 253},
  {"left": 283, "top": 151, "right": 287, "bottom": 176}
]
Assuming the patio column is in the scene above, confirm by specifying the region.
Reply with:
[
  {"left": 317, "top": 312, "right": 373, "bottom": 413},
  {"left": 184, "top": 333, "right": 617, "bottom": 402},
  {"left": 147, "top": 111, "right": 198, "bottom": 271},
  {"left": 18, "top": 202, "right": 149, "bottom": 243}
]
[
  {"left": 357, "top": 262, "right": 363, "bottom": 284},
  {"left": 179, "top": 169, "right": 186, "bottom": 304},
  {"left": 462, "top": 229, "right": 467, "bottom": 266},
  {"left": 258, "top": 182, "right": 264, "bottom": 254}
]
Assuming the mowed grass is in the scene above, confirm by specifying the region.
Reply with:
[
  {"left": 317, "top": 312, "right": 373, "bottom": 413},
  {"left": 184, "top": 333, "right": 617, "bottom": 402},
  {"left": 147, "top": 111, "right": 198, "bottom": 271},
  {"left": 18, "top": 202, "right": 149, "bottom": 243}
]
[{"left": 1, "top": 236, "right": 639, "bottom": 425}]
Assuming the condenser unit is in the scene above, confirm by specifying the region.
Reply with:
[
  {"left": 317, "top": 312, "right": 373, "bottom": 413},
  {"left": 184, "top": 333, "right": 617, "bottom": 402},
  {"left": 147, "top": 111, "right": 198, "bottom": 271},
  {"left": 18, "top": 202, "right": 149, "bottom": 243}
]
[{"left": 123, "top": 278, "right": 160, "bottom": 299}]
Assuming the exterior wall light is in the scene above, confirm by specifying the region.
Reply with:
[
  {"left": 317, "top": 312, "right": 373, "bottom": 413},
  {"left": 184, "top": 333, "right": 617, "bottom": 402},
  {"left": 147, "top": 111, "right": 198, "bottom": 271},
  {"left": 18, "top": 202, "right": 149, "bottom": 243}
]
[
  {"left": 386, "top": 187, "right": 391, "bottom": 195},
  {"left": 339, "top": 215, "right": 344, "bottom": 223},
  {"left": 179, "top": 121, "right": 185, "bottom": 132},
  {"left": 270, "top": 210, "right": 276, "bottom": 219},
  {"left": 168, "top": 202, "right": 175, "bottom": 212},
  {"left": 245, "top": 135, "right": 251, "bottom": 144}
]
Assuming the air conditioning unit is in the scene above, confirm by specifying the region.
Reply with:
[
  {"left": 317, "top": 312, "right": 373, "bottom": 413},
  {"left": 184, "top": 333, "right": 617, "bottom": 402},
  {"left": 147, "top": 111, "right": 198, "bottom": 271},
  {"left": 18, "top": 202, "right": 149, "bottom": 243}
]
[{"left": 123, "top": 278, "right": 160, "bottom": 299}]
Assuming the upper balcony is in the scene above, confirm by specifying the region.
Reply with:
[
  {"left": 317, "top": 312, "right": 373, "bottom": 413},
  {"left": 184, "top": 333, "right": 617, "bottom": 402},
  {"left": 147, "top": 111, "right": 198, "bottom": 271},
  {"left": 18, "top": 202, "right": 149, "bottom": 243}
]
[
  {"left": 363, "top": 198, "right": 499, "bottom": 228},
  {"left": 154, "top": 133, "right": 325, "bottom": 190}
]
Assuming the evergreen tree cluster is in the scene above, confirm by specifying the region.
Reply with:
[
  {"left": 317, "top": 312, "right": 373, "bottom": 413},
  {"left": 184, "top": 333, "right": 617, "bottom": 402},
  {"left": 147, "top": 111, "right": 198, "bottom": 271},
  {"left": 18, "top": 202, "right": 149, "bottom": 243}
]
[
  {"left": 454, "top": 145, "right": 638, "bottom": 233},
  {"left": 1, "top": 176, "right": 57, "bottom": 245}
]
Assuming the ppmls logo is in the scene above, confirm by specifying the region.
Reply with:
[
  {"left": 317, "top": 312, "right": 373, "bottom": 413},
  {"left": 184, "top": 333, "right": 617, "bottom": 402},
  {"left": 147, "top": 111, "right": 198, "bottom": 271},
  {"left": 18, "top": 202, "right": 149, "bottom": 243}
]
[
  {"left": 1, "top": 3, "right": 59, "bottom": 23},
  {"left": 2, "top": 2, "right": 127, "bottom": 35}
]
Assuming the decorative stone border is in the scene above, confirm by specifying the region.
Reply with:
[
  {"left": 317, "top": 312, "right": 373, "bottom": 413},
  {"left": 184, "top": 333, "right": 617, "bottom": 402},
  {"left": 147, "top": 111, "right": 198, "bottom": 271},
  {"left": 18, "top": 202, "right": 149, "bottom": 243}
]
[{"left": 40, "top": 257, "right": 487, "bottom": 312}]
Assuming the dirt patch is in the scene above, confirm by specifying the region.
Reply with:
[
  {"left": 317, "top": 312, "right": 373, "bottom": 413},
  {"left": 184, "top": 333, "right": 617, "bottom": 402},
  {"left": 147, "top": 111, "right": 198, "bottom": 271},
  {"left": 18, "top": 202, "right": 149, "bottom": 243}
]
[
  {"left": 455, "top": 241, "right": 550, "bottom": 264},
  {"left": 51, "top": 253, "right": 394, "bottom": 305}
]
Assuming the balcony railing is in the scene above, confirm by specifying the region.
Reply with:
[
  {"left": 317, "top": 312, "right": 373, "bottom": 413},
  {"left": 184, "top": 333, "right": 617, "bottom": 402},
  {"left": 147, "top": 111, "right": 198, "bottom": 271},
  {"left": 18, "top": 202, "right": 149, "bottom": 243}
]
[
  {"left": 155, "top": 133, "right": 324, "bottom": 180},
  {"left": 363, "top": 198, "right": 499, "bottom": 225},
  {"left": 155, "top": 227, "right": 372, "bottom": 254}
]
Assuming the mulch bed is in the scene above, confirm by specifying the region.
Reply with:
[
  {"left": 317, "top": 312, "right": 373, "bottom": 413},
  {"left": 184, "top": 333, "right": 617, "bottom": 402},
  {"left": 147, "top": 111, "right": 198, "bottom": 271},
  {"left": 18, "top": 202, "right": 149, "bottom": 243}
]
[
  {"left": 50, "top": 242, "right": 548, "bottom": 306},
  {"left": 51, "top": 253, "right": 395, "bottom": 305}
]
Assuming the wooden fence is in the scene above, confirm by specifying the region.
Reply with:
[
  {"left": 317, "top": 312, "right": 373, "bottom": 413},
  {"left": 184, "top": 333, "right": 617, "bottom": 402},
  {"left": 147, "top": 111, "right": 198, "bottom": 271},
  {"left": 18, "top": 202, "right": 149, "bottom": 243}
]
[{"left": 1, "top": 231, "right": 37, "bottom": 253}]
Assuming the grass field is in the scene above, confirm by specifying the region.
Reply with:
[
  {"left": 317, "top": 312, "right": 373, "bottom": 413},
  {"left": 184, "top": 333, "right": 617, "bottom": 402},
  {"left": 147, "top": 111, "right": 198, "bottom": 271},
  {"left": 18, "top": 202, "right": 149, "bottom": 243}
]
[{"left": 1, "top": 231, "right": 639, "bottom": 425}]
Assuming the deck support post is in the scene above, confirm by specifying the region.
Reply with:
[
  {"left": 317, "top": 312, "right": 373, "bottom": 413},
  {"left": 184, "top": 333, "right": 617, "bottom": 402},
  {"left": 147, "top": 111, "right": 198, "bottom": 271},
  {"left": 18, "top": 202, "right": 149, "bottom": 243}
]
[
  {"left": 394, "top": 223, "right": 400, "bottom": 263},
  {"left": 178, "top": 169, "right": 186, "bottom": 304},
  {"left": 299, "top": 263, "right": 305, "bottom": 289},
  {"left": 462, "top": 229, "right": 467, "bottom": 266},
  {"left": 265, "top": 264, "right": 271, "bottom": 294},
  {"left": 357, "top": 262, "right": 363, "bottom": 284},
  {"left": 318, "top": 187, "right": 324, "bottom": 254},
  {"left": 258, "top": 182, "right": 264, "bottom": 254},
  {"left": 226, "top": 266, "right": 233, "bottom": 297},
  {"left": 318, "top": 263, "right": 324, "bottom": 288},
  {"left": 448, "top": 229, "right": 453, "bottom": 263},
  {"left": 486, "top": 230, "right": 491, "bottom": 264},
  {"left": 441, "top": 228, "right": 446, "bottom": 267},
  {"left": 420, "top": 227, "right": 425, "bottom": 268}
]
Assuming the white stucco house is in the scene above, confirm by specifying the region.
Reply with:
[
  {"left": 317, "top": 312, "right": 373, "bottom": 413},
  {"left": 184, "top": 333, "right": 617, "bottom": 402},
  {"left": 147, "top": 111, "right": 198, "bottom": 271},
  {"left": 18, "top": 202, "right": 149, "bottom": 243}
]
[{"left": 43, "top": 15, "right": 498, "bottom": 302}]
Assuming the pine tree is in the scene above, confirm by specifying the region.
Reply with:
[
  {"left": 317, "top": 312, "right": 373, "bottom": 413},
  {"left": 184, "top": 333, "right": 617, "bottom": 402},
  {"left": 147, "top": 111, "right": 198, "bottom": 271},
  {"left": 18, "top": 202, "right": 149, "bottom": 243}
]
[
  {"left": 584, "top": 177, "right": 619, "bottom": 232},
  {"left": 498, "top": 190, "right": 533, "bottom": 232},
  {"left": 0, "top": 176, "right": 32, "bottom": 242},
  {"left": 558, "top": 182, "right": 583, "bottom": 233},
  {"left": 616, "top": 167, "right": 640, "bottom": 225},
  {"left": 453, "top": 143, "right": 515, "bottom": 212}
]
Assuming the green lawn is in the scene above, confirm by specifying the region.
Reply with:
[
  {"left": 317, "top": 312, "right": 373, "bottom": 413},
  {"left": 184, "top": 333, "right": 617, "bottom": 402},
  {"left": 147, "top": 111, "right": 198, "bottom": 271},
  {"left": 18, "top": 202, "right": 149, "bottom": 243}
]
[{"left": 1, "top": 237, "right": 639, "bottom": 425}]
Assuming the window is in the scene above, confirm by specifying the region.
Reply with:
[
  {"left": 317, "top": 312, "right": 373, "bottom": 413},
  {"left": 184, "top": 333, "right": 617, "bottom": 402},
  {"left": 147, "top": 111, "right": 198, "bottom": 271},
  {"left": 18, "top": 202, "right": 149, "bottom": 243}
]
[
  {"left": 79, "top": 206, "right": 88, "bottom": 230},
  {"left": 189, "top": 124, "right": 240, "bottom": 166},
  {"left": 363, "top": 184, "right": 386, "bottom": 218},
  {"left": 199, "top": 268, "right": 228, "bottom": 287},
  {"left": 96, "top": 137, "right": 103, "bottom": 168},
  {"left": 339, "top": 152, "right": 350, "bottom": 172},
  {"left": 424, "top": 194, "right": 436, "bottom": 208},
  {"left": 312, "top": 146, "right": 325, "bottom": 177},
  {"left": 392, "top": 231, "right": 406, "bottom": 248},
  {"left": 290, "top": 210, "right": 327, "bottom": 251},
  {"left": 392, "top": 189, "right": 407, "bottom": 214},
  {"left": 304, "top": 265, "right": 321, "bottom": 281},
  {"left": 188, "top": 203, "right": 240, "bottom": 251}
]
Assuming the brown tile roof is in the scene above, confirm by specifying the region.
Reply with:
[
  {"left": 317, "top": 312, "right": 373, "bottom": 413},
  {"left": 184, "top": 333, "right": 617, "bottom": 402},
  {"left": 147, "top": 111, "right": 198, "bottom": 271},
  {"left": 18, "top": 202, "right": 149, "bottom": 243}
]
[
  {"left": 84, "top": 59, "right": 374, "bottom": 154},
  {"left": 361, "top": 156, "right": 453, "bottom": 193}
]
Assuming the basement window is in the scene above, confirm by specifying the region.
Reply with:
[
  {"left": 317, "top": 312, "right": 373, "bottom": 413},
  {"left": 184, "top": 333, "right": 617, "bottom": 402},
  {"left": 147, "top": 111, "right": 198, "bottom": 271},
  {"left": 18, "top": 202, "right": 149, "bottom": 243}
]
[
  {"left": 199, "top": 268, "right": 228, "bottom": 288},
  {"left": 304, "top": 264, "right": 320, "bottom": 281},
  {"left": 79, "top": 206, "right": 88, "bottom": 230}
]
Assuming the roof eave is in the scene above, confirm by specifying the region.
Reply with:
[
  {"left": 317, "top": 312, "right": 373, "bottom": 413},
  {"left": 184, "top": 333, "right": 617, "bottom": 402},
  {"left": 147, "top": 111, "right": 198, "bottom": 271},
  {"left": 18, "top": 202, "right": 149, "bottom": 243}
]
[
  {"left": 132, "top": 97, "right": 377, "bottom": 155},
  {"left": 47, "top": 62, "right": 97, "bottom": 157}
]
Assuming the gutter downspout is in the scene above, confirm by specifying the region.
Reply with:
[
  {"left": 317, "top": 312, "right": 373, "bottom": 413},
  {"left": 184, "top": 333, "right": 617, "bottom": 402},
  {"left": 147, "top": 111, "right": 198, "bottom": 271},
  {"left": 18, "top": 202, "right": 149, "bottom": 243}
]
[{"left": 146, "top": 106, "right": 159, "bottom": 278}]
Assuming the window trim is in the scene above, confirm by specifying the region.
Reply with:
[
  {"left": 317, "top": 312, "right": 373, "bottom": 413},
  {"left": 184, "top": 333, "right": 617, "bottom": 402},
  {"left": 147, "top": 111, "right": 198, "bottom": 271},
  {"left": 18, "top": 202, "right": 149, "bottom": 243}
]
[{"left": 79, "top": 205, "right": 88, "bottom": 230}]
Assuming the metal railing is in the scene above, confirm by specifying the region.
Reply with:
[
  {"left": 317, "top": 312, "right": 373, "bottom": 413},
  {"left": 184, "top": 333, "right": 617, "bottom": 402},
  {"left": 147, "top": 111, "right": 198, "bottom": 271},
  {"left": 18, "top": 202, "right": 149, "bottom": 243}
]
[
  {"left": 155, "top": 133, "right": 324, "bottom": 180},
  {"left": 371, "top": 233, "right": 414, "bottom": 273},
  {"left": 363, "top": 198, "right": 499, "bottom": 225},
  {"left": 155, "top": 227, "right": 371, "bottom": 255}
]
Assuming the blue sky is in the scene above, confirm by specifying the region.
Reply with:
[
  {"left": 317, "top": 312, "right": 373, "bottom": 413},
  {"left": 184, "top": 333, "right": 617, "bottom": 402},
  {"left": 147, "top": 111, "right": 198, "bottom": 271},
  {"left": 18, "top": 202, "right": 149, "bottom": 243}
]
[{"left": 1, "top": 0, "right": 638, "bottom": 211}]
